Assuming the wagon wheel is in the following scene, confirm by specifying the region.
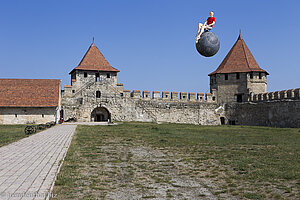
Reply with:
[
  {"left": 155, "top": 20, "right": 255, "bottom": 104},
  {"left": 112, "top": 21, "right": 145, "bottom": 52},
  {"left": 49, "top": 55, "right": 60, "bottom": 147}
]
[
  {"left": 24, "top": 126, "right": 35, "bottom": 135},
  {"left": 37, "top": 124, "right": 45, "bottom": 130}
]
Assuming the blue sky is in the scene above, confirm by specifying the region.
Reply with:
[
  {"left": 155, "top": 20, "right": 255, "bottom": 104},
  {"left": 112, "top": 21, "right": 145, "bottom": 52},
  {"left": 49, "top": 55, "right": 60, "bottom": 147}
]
[{"left": 0, "top": 0, "right": 299, "bottom": 93}]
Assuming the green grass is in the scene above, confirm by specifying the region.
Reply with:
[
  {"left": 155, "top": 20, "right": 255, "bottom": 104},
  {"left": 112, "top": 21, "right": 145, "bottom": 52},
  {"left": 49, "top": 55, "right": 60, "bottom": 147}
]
[
  {"left": 51, "top": 122, "right": 300, "bottom": 199},
  {"left": 0, "top": 125, "right": 28, "bottom": 147}
]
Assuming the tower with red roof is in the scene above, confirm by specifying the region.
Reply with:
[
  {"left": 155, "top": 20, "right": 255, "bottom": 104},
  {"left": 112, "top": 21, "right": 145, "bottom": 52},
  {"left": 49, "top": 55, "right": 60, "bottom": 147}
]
[
  {"left": 69, "top": 42, "right": 120, "bottom": 88},
  {"left": 208, "top": 34, "right": 269, "bottom": 103}
]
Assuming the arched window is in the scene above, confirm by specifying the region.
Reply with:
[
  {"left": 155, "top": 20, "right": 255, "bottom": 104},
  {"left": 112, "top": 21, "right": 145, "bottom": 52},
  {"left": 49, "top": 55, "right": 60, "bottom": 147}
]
[{"left": 96, "top": 91, "right": 101, "bottom": 98}]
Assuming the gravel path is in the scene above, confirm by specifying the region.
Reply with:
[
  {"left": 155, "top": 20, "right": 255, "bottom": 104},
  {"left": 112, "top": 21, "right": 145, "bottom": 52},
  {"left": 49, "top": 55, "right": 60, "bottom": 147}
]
[{"left": 0, "top": 125, "right": 76, "bottom": 200}]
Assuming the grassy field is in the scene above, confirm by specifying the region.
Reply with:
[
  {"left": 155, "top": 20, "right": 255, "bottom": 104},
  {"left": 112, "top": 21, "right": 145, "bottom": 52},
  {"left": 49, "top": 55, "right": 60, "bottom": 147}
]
[
  {"left": 0, "top": 125, "right": 28, "bottom": 147},
  {"left": 52, "top": 123, "right": 300, "bottom": 199}
]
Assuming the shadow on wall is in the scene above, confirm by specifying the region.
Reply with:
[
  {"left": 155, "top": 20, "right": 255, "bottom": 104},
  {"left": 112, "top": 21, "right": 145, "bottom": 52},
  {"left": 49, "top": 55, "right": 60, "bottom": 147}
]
[{"left": 225, "top": 101, "right": 300, "bottom": 128}]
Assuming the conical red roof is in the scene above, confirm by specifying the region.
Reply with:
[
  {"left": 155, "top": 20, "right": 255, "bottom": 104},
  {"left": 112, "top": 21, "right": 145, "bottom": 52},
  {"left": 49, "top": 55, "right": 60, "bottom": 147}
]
[
  {"left": 70, "top": 43, "right": 119, "bottom": 74},
  {"left": 208, "top": 34, "right": 268, "bottom": 76}
]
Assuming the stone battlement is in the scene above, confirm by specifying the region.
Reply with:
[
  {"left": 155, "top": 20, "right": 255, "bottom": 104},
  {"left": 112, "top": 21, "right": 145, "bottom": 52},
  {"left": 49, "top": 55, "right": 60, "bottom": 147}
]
[
  {"left": 122, "top": 89, "right": 217, "bottom": 103},
  {"left": 250, "top": 88, "right": 300, "bottom": 102}
]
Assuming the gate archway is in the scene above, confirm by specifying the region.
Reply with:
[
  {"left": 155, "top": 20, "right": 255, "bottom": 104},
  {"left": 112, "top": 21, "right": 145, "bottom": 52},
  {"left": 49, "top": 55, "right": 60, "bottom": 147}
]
[{"left": 91, "top": 107, "right": 111, "bottom": 122}]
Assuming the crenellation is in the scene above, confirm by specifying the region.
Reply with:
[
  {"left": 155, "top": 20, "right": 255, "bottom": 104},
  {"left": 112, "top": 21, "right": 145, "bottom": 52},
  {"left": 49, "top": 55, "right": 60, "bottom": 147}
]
[
  {"left": 71, "top": 79, "right": 76, "bottom": 86},
  {"left": 143, "top": 91, "right": 151, "bottom": 99},
  {"left": 249, "top": 93, "right": 254, "bottom": 101},
  {"left": 116, "top": 83, "right": 124, "bottom": 92},
  {"left": 180, "top": 92, "right": 187, "bottom": 101},
  {"left": 197, "top": 93, "right": 205, "bottom": 102},
  {"left": 253, "top": 94, "right": 258, "bottom": 101},
  {"left": 152, "top": 91, "right": 160, "bottom": 99},
  {"left": 64, "top": 85, "right": 72, "bottom": 97},
  {"left": 206, "top": 93, "right": 212, "bottom": 102},
  {"left": 119, "top": 89, "right": 216, "bottom": 103},
  {"left": 189, "top": 93, "right": 196, "bottom": 101},
  {"left": 171, "top": 92, "right": 178, "bottom": 100},
  {"left": 162, "top": 91, "right": 170, "bottom": 100},
  {"left": 123, "top": 90, "right": 131, "bottom": 98},
  {"left": 280, "top": 90, "right": 287, "bottom": 99},
  {"left": 249, "top": 88, "right": 300, "bottom": 102},
  {"left": 287, "top": 89, "right": 294, "bottom": 98},
  {"left": 263, "top": 93, "right": 268, "bottom": 101},
  {"left": 257, "top": 94, "right": 262, "bottom": 101},
  {"left": 268, "top": 92, "right": 274, "bottom": 101},
  {"left": 132, "top": 90, "right": 141, "bottom": 99},
  {"left": 274, "top": 91, "right": 280, "bottom": 100},
  {"left": 295, "top": 88, "right": 300, "bottom": 99}
]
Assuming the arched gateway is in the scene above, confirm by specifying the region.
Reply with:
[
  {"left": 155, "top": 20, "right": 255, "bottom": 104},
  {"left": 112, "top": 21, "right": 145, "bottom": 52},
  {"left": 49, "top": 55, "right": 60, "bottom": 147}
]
[{"left": 91, "top": 107, "right": 111, "bottom": 122}]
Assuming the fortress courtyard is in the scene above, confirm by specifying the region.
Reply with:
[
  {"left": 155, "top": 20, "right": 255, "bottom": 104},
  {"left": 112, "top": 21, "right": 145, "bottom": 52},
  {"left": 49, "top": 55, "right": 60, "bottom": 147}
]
[{"left": 0, "top": 123, "right": 299, "bottom": 199}]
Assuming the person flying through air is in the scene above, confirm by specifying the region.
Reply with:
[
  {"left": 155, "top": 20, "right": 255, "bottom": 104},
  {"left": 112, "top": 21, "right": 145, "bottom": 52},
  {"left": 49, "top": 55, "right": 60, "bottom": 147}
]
[{"left": 195, "top": 11, "right": 216, "bottom": 43}]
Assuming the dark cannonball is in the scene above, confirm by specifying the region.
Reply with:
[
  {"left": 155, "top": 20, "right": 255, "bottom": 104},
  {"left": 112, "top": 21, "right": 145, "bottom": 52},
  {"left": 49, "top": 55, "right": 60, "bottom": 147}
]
[{"left": 196, "top": 31, "right": 220, "bottom": 57}]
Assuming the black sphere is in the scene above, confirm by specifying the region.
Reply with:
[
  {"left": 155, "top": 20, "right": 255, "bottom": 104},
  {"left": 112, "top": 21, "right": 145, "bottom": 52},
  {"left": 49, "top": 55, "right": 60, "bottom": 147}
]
[{"left": 196, "top": 31, "right": 220, "bottom": 57}]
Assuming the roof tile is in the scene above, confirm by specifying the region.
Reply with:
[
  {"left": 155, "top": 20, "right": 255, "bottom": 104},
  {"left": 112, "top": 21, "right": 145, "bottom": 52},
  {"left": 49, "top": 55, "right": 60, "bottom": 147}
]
[
  {"left": 209, "top": 34, "right": 268, "bottom": 76},
  {"left": 70, "top": 43, "right": 119, "bottom": 73},
  {"left": 0, "top": 79, "right": 60, "bottom": 107}
]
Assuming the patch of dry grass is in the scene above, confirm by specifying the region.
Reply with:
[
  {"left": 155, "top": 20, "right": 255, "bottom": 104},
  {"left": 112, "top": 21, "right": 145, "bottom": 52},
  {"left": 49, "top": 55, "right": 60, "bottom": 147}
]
[{"left": 51, "top": 123, "right": 300, "bottom": 200}]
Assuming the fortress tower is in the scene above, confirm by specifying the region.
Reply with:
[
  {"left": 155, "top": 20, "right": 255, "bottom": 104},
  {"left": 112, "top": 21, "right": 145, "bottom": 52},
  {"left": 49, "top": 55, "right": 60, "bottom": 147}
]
[
  {"left": 63, "top": 42, "right": 121, "bottom": 122},
  {"left": 69, "top": 42, "right": 120, "bottom": 89},
  {"left": 209, "top": 34, "right": 268, "bottom": 104}
]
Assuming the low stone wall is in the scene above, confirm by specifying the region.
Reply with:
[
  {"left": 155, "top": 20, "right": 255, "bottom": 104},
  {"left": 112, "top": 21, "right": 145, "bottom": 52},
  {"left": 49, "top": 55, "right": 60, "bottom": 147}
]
[
  {"left": 136, "top": 100, "right": 221, "bottom": 125},
  {"left": 0, "top": 107, "right": 58, "bottom": 124},
  {"left": 225, "top": 101, "right": 300, "bottom": 128}
]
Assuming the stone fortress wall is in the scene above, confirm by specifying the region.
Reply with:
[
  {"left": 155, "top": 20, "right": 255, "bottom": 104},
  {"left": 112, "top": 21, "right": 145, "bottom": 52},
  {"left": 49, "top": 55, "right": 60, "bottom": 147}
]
[
  {"left": 224, "top": 88, "right": 300, "bottom": 128},
  {"left": 250, "top": 88, "right": 300, "bottom": 102},
  {"left": 120, "top": 88, "right": 221, "bottom": 125},
  {"left": 62, "top": 76, "right": 300, "bottom": 127},
  {"left": 62, "top": 78, "right": 223, "bottom": 125}
]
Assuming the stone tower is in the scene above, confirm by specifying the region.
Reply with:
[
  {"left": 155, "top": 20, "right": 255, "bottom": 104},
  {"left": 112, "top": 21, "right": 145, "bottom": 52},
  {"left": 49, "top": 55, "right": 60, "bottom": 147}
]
[
  {"left": 208, "top": 34, "right": 269, "bottom": 104},
  {"left": 69, "top": 42, "right": 120, "bottom": 88},
  {"left": 62, "top": 42, "right": 121, "bottom": 122}
]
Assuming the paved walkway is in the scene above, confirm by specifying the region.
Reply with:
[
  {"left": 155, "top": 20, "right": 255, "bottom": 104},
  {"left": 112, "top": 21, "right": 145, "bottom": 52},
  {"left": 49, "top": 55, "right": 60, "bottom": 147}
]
[
  {"left": 0, "top": 125, "right": 77, "bottom": 200},
  {"left": 63, "top": 122, "right": 117, "bottom": 125}
]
